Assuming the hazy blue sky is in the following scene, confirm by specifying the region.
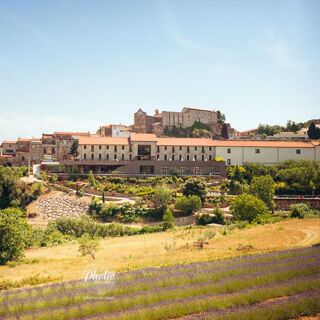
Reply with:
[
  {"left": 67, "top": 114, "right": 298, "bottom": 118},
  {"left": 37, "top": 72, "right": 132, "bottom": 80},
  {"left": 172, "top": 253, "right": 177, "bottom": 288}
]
[{"left": 0, "top": 0, "right": 319, "bottom": 139}]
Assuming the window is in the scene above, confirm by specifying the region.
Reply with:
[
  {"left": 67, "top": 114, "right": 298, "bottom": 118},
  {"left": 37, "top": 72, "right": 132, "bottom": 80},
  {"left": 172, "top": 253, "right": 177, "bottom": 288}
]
[
  {"left": 122, "top": 154, "right": 125, "bottom": 160},
  {"left": 129, "top": 146, "right": 132, "bottom": 152},
  {"left": 202, "top": 155, "right": 205, "bottom": 161},
  {"left": 99, "top": 145, "right": 101, "bottom": 150},
  {"left": 227, "top": 159, "right": 231, "bottom": 165},
  {"left": 129, "top": 154, "right": 132, "bottom": 160},
  {"left": 21, "top": 156, "right": 25, "bottom": 161},
  {"left": 194, "top": 155, "right": 197, "bottom": 161},
  {"left": 138, "top": 145, "right": 151, "bottom": 156},
  {"left": 122, "top": 145, "right": 125, "bottom": 150},
  {"left": 187, "top": 154, "right": 190, "bottom": 161},
  {"left": 114, "top": 145, "right": 117, "bottom": 152},
  {"left": 99, "top": 154, "right": 101, "bottom": 160},
  {"left": 195, "top": 146, "right": 197, "bottom": 151},
  {"left": 255, "top": 149, "right": 260, "bottom": 154},
  {"left": 84, "top": 153, "right": 87, "bottom": 160},
  {"left": 187, "top": 146, "right": 190, "bottom": 153},
  {"left": 91, "top": 154, "right": 94, "bottom": 160},
  {"left": 164, "top": 154, "right": 167, "bottom": 161},
  {"left": 296, "top": 149, "right": 301, "bottom": 154},
  {"left": 179, "top": 154, "right": 182, "bottom": 161},
  {"left": 179, "top": 146, "right": 182, "bottom": 151},
  {"left": 91, "top": 145, "right": 94, "bottom": 152},
  {"left": 114, "top": 154, "right": 117, "bottom": 160},
  {"left": 107, "top": 145, "right": 109, "bottom": 150},
  {"left": 227, "top": 148, "right": 231, "bottom": 154},
  {"left": 209, "top": 146, "right": 212, "bottom": 151},
  {"left": 172, "top": 146, "right": 175, "bottom": 152},
  {"left": 164, "top": 146, "right": 167, "bottom": 151},
  {"left": 172, "top": 155, "right": 174, "bottom": 161},
  {"left": 157, "top": 146, "right": 160, "bottom": 153},
  {"left": 84, "top": 145, "right": 87, "bottom": 149},
  {"left": 202, "top": 146, "right": 205, "bottom": 153},
  {"left": 209, "top": 155, "right": 212, "bottom": 161}
]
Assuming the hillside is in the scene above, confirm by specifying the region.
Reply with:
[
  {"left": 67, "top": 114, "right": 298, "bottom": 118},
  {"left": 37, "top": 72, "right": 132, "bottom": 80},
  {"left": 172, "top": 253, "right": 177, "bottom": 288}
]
[{"left": 1, "top": 219, "right": 319, "bottom": 284}]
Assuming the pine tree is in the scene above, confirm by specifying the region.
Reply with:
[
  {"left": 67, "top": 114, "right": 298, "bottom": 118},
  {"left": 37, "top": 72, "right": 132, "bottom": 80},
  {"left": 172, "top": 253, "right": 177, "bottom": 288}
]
[
  {"left": 69, "top": 139, "right": 79, "bottom": 160},
  {"left": 307, "top": 122, "right": 320, "bottom": 139}
]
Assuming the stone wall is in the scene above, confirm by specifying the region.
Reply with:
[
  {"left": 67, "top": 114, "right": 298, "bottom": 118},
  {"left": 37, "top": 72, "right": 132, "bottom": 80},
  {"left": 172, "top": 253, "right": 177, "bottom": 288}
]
[{"left": 274, "top": 197, "right": 320, "bottom": 210}]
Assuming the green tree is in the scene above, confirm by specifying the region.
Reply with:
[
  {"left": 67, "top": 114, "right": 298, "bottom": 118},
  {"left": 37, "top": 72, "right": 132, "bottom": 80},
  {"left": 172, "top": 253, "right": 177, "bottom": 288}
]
[
  {"left": 249, "top": 175, "right": 275, "bottom": 211},
  {"left": 182, "top": 179, "right": 206, "bottom": 203},
  {"left": 88, "top": 170, "right": 96, "bottom": 187},
  {"left": 69, "top": 139, "right": 79, "bottom": 160},
  {"left": 78, "top": 236, "right": 99, "bottom": 260},
  {"left": 175, "top": 195, "right": 201, "bottom": 214},
  {"left": 290, "top": 203, "right": 309, "bottom": 219},
  {"left": 307, "top": 122, "right": 320, "bottom": 139},
  {"left": 0, "top": 208, "right": 30, "bottom": 265},
  {"left": 151, "top": 186, "right": 172, "bottom": 209},
  {"left": 162, "top": 208, "right": 174, "bottom": 230},
  {"left": 230, "top": 194, "right": 268, "bottom": 222}
]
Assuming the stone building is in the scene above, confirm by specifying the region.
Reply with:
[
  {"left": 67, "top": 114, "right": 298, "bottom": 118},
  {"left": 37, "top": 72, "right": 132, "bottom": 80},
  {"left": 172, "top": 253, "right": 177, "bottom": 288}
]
[{"left": 133, "top": 108, "right": 161, "bottom": 133}]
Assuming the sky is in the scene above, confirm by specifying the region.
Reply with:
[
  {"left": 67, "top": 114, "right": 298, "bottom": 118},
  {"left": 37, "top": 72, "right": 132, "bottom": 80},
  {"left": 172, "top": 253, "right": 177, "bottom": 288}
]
[{"left": 0, "top": 0, "right": 319, "bottom": 140}]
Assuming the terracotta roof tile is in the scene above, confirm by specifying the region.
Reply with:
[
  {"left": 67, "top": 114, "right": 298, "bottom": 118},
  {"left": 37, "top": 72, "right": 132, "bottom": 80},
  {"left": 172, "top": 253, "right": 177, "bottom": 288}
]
[
  {"left": 130, "top": 133, "right": 158, "bottom": 142},
  {"left": 157, "top": 137, "right": 215, "bottom": 146},
  {"left": 79, "top": 136, "right": 129, "bottom": 145},
  {"left": 213, "top": 140, "right": 314, "bottom": 148}
]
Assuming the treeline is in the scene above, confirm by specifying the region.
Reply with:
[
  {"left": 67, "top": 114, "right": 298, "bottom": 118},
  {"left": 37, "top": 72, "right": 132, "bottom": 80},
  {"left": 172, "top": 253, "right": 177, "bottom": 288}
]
[
  {"left": 0, "top": 167, "right": 45, "bottom": 209},
  {"left": 228, "top": 160, "right": 320, "bottom": 195},
  {"left": 257, "top": 119, "right": 320, "bottom": 136}
]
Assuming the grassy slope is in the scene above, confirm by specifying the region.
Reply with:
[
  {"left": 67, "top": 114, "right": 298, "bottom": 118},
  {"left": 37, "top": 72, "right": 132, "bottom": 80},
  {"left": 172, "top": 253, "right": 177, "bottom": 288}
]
[
  {"left": 0, "top": 219, "right": 319, "bottom": 284},
  {"left": 1, "top": 246, "right": 319, "bottom": 319}
]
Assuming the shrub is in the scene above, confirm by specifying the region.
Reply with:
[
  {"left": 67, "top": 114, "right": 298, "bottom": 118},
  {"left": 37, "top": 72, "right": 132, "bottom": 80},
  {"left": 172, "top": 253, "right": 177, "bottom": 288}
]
[
  {"left": 182, "top": 179, "right": 206, "bottom": 203},
  {"left": 151, "top": 186, "right": 172, "bottom": 209},
  {"left": 49, "top": 216, "right": 142, "bottom": 238},
  {"left": 162, "top": 208, "right": 174, "bottom": 230},
  {"left": 0, "top": 208, "right": 31, "bottom": 264},
  {"left": 78, "top": 236, "right": 99, "bottom": 260},
  {"left": 230, "top": 194, "right": 268, "bottom": 222},
  {"left": 290, "top": 203, "right": 310, "bottom": 219},
  {"left": 175, "top": 195, "right": 201, "bottom": 214},
  {"left": 88, "top": 170, "right": 96, "bottom": 187},
  {"left": 195, "top": 214, "right": 214, "bottom": 226},
  {"left": 195, "top": 209, "right": 225, "bottom": 226},
  {"left": 249, "top": 175, "right": 275, "bottom": 211}
]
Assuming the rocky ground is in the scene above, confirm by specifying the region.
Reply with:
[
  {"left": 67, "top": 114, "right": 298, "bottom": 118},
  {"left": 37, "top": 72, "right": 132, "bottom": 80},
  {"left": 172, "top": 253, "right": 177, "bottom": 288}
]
[{"left": 27, "top": 191, "right": 91, "bottom": 227}]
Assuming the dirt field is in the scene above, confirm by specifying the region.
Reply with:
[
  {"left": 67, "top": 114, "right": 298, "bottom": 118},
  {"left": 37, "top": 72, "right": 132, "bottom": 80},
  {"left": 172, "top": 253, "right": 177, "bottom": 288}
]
[{"left": 1, "top": 219, "right": 320, "bottom": 283}]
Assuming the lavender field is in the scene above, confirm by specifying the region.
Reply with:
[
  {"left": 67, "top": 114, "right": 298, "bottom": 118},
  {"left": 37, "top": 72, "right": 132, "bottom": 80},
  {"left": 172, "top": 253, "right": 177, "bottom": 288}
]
[{"left": 1, "top": 246, "right": 320, "bottom": 320}]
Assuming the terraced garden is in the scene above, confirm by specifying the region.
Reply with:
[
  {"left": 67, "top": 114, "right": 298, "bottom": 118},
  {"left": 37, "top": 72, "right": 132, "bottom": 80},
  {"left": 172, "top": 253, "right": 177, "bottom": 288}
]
[{"left": 1, "top": 246, "right": 319, "bottom": 320}]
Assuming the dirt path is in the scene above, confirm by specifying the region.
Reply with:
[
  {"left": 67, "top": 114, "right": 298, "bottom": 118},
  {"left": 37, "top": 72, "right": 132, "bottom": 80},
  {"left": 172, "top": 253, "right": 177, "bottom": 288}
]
[{"left": 299, "top": 229, "right": 320, "bottom": 246}]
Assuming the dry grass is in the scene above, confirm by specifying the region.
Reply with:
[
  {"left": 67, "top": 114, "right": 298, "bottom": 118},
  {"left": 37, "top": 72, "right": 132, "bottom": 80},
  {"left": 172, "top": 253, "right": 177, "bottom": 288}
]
[{"left": 1, "top": 219, "right": 320, "bottom": 284}]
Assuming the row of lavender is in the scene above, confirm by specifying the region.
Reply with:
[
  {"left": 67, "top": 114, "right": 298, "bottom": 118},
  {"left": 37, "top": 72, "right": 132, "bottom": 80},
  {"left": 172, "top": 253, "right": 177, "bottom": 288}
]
[{"left": 1, "top": 246, "right": 320, "bottom": 320}]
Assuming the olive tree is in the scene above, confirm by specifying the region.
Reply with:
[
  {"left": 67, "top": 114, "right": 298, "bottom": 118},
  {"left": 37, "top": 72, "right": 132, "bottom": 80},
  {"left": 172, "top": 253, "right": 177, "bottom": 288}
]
[
  {"left": 0, "top": 208, "right": 30, "bottom": 265},
  {"left": 230, "top": 194, "right": 268, "bottom": 222}
]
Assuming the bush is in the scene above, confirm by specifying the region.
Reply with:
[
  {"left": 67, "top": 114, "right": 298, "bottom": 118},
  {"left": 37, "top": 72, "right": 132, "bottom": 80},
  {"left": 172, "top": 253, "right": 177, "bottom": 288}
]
[
  {"left": 249, "top": 175, "right": 275, "bottom": 210},
  {"left": 175, "top": 195, "right": 201, "bottom": 214},
  {"left": 196, "top": 208, "right": 226, "bottom": 226},
  {"left": 50, "top": 216, "right": 142, "bottom": 238},
  {"left": 0, "top": 208, "right": 31, "bottom": 264},
  {"left": 290, "top": 203, "right": 310, "bottom": 219},
  {"left": 151, "top": 186, "right": 172, "bottom": 209},
  {"left": 230, "top": 194, "right": 268, "bottom": 222},
  {"left": 182, "top": 179, "right": 206, "bottom": 203},
  {"left": 88, "top": 170, "right": 96, "bottom": 187},
  {"left": 162, "top": 208, "right": 174, "bottom": 230}
]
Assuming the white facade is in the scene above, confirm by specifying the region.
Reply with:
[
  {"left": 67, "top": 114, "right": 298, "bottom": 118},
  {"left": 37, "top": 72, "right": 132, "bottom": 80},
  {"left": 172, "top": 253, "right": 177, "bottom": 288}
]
[
  {"left": 216, "top": 145, "right": 319, "bottom": 166},
  {"left": 111, "top": 125, "right": 130, "bottom": 137}
]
